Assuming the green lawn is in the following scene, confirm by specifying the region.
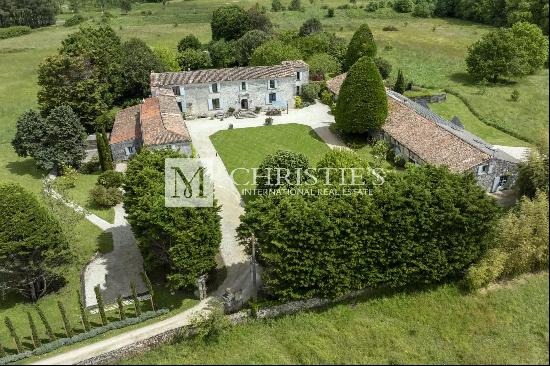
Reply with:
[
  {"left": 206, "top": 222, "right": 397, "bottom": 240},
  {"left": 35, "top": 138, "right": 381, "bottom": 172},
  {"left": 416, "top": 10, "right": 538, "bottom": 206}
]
[
  {"left": 120, "top": 273, "right": 549, "bottom": 365},
  {"left": 64, "top": 172, "right": 116, "bottom": 223},
  {"left": 210, "top": 124, "right": 331, "bottom": 196}
]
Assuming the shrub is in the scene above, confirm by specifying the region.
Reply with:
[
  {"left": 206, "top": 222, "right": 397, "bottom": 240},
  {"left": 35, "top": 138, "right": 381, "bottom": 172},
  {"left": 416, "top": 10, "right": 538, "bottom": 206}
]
[
  {"left": 178, "top": 34, "right": 202, "bottom": 52},
  {"left": 301, "top": 83, "right": 321, "bottom": 103},
  {"left": 191, "top": 300, "right": 229, "bottom": 343},
  {"left": 335, "top": 56, "right": 388, "bottom": 133},
  {"left": 511, "top": 89, "right": 520, "bottom": 101},
  {"left": 64, "top": 14, "right": 85, "bottom": 27},
  {"left": 271, "top": 0, "right": 285, "bottom": 12},
  {"left": 374, "top": 57, "right": 392, "bottom": 79},
  {"left": 264, "top": 117, "right": 274, "bottom": 125},
  {"left": 294, "top": 96, "right": 303, "bottom": 109},
  {"left": 299, "top": 18, "right": 322, "bottom": 37},
  {"left": 327, "top": 8, "right": 335, "bottom": 17},
  {"left": 394, "top": 69, "right": 406, "bottom": 94},
  {"left": 80, "top": 156, "right": 101, "bottom": 174},
  {"left": 307, "top": 53, "right": 341, "bottom": 80},
  {"left": 393, "top": 0, "right": 414, "bottom": 13},
  {"left": 465, "top": 193, "right": 548, "bottom": 289},
  {"left": 0, "top": 26, "right": 31, "bottom": 40},
  {"left": 343, "top": 24, "right": 377, "bottom": 71},
  {"left": 256, "top": 150, "right": 310, "bottom": 191},
  {"left": 89, "top": 185, "right": 123, "bottom": 208},
  {"left": 413, "top": 1, "right": 434, "bottom": 17},
  {"left": 97, "top": 170, "right": 124, "bottom": 188},
  {"left": 320, "top": 90, "right": 334, "bottom": 105},
  {"left": 288, "top": 0, "right": 302, "bottom": 11}
]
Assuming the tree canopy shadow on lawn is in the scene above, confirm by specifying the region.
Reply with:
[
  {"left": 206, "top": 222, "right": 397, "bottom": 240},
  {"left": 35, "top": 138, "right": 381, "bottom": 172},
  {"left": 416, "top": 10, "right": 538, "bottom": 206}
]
[{"left": 4, "top": 158, "right": 46, "bottom": 179}]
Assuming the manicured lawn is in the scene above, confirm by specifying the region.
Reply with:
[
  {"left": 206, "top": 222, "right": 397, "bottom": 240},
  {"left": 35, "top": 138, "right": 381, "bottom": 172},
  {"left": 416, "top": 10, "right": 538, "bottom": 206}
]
[
  {"left": 428, "top": 94, "right": 527, "bottom": 147},
  {"left": 64, "top": 172, "right": 115, "bottom": 224},
  {"left": 120, "top": 273, "right": 549, "bottom": 365},
  {"left": 210, "top": 123, "right": 331, "bottom": 195}
]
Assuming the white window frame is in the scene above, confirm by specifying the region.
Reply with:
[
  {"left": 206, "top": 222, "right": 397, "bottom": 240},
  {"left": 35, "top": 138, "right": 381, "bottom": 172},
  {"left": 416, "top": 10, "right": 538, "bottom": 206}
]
[
  {"left": 268, "top": 79, "right": 277, "bottom": 89},
  {"left": 268, "top": 92, "right": 277, "bottom": 104},
  {"left": 125, "top": 146, "right": 136, "bottom": 156},
  {"left": 240, "top": 81, "right": 247, "bottom": 91},
  {"left": 478, "top": 164, "right": 490, "bottom": 175},
  {"left": 210, "top": 83, "right": 220, "bottom": 93},
  {"left": 212, "top": 98, "right": 221, "bottom": 110}
]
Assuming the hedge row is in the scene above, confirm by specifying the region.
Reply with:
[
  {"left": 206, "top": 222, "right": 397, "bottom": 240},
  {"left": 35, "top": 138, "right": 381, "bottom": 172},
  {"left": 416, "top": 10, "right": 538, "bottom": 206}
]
[
  {"left": 0, "top": 309, "right": 169, "bottom": 365},
  {"left": 0, "top": 26, "right": 31, "bottom": 40}
]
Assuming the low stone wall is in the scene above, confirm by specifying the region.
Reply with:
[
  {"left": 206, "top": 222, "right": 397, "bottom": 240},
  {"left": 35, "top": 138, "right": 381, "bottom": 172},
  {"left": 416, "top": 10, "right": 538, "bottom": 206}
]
[{"left": 409, "top": 93, "right": 447, "bottom": 104}]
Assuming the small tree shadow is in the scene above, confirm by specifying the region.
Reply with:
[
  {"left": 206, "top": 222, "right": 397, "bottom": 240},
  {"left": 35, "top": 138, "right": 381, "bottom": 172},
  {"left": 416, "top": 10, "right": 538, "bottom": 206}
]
[{"left": 5, "top": 159, "right": 46, "bottom": 179}]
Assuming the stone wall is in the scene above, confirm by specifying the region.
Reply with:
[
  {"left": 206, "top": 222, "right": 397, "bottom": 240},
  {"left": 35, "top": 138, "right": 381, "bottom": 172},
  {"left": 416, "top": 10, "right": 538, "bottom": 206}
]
[
  {"left": 472, "top": 158, "right": 518, "bottom": 192},
  {"left": 110, "top": 139, "right": 140, "bottom": 162},
  {"left": 173, "top": 76, "right": 305, "bottom": 117},
  {"left": 409, "top": 93, "right": 447, "bottom": 104}
]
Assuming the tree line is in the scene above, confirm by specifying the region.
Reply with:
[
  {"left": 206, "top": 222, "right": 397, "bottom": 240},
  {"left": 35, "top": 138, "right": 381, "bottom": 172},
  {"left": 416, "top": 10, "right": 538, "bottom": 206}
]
[{"left": 0, "top": 0, "right": 57, "bottom": 28}]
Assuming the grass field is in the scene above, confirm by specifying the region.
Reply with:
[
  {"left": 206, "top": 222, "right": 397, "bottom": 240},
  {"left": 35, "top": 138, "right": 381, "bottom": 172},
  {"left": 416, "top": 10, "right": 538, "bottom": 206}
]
[
  {"left": 120, "top": 273, "right": 549, "bottom": 365},
  {"left": 211, "top": 124, "right": 331, "bottom": 195}
]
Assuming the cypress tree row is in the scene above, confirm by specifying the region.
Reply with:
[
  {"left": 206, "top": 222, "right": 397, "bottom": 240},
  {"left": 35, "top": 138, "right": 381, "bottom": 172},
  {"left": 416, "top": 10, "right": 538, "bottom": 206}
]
[
  {"left": 35, "top": 305, "right": 56, "bottom": 342},
  {"left": 4, "top": 317, "right": 23, "bottom": 353},
  {"left": 117, "top": 295, "right": 126, "bottom": 320},
  {"left": 140, "top": 271, "right": 155, "bottom": 311},
  {"left": 394, "top": 69, "right": 406, "bottom": 94},
  {"left": 102, "top": 129, "right": 114, "bottom": 170},
  {"left": 57, "top": 301, "right": 73, "bottom": 338},
  {"left": 130, "top": 282, "right": 141, "bottom": 317},
  {"left": 27, "top": 312, "right": 42, "bottom": 349},
  {"left": 94, "top": 285, "right": 108, "bottom": 326},
  {"left": 77, "top": 289, "right": 91, "bottom": 331}
]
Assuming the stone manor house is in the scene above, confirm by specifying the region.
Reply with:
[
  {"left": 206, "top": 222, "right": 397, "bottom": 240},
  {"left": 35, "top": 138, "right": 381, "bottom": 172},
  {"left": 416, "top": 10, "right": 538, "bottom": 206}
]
[{"left": 109, "top": 60, "right": 309, "bottom": 160}]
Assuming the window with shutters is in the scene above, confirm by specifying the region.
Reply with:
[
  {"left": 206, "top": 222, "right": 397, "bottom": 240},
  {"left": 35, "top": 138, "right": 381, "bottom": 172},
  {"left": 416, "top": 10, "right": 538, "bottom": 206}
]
[
  {"left": 269, "top": 79, "right": 276, "bottom": 89},
  {"left": 296, "top": 71, "right": 301, "bottom": 81},
  {"left": 241, "top": 81, "right": 247, "bottom": 91},
  {"left": 211, "top": 83, "right": 219, "bottom": 93},
  {"left": 269, "top": 93, "right": 276, "bottom": 103},
  {"left": 172, "top": 86, "right": 181, "bottom": 96},
  {"left": 212, "top": 98, "right": 221, "bottom": 110}
]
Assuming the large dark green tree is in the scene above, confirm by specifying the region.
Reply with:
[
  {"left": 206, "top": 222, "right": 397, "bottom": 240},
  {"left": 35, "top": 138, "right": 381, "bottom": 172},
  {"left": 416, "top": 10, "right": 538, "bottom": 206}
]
[
  {"left": 343, "top": 24, "right": 377, "bottom": 71},
  {"left": 250, "top": 39, "right": 301, "bottom": 66},
  {"left": 211, "top": 5, "right": 252, "bottom": 41},
  {"left": 256, "top": 150, "right": 311, "bottom": 191},
  {"left": 177, "top": 34, "right": 202, "bottom": 52},
  {"left": 207, "top": 39, "right": 237, "bottom": 68},
  {"left": 235, "top": 29, "right": 271, "bottom": 65},
  {"left": 178, "top": 48, "right": 212, "bottom": 70},
  {"left": 0, "top": 183, "right": 71, "bottom": 301},
  {"left": 335, "top": 56, "right": 388, "bottom": 134},
  {"left": 123, "top": 149, "right": 222, "bottom": 290},
  {"left": 119, "top": 38, "right": 165, "bottom": 100},
  {"left": 12, "top": 106, "right": 87, "bottom": 171}
]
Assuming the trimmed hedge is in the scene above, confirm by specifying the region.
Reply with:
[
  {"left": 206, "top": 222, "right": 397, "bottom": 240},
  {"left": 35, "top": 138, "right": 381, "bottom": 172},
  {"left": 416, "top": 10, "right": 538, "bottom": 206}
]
[
  {"left": 0, "top": 26, "right": 31, "bottom": 40},
  {"left": 238, "top": 164, "right": 500, "bottom": 301},
  {"left": 0, "top": 309, "right": 169, "bottom": 365},
  {"left": 335, "top": 56, "right": 388, "bottom": 133}
]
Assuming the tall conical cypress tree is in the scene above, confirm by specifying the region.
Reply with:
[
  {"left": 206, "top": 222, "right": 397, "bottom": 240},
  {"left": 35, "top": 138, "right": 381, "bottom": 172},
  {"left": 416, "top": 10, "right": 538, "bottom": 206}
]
[
  {"left": 4, "top": 317, "right": 23, "bottom": 353},
  {"left": 35, "top": 305, "right": 55, "bottom": 342},
  {"left": 140, "top": 271, "right": 155, "bottom": 311},
  {"left": 57, "top": 301, "right": 73, "bottom": 338},
  {"left": 0, "top": 339, "right": 6, "bottom": 357},
  {"left": 343, "top": 24, "right": 377, "bottom": 71},
  {"left": 130, "top": 282, "right": 141, "bottom": 317},
  {"left": 117, "top": 295, "right": 126, "bottom": 321},
  {"left": 77, "top": 289, "right": 91, "bottom": 331},
  {"left": 27, "top": 312, "right": 42, "bottom": 348},
  {"left": 94, "top": 285, "right": 108, "bottom": 326},
  {"left": 335, "top": 56, "right": 388, "bottom": 134},
  {"left": 102, "top": 129, "right": 114, "bottom": 170},
  {"left": 96, "top": 131, "right": 107, "bottom": 171},
  {"left": 394, "top": 69, "right": 406, "bottom": 94}
]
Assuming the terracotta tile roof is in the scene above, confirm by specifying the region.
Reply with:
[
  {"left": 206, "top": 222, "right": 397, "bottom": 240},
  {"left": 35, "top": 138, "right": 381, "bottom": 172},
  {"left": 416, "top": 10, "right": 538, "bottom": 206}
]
[
  {"left": 110, "top": 105, "right": 141, "bottom": 144},
  {"left": 326, "top": 72, "right": 347, "bottom": 95},
  {"left": 140, "top": 96, "right": 191, "bottom": 146},
  {"left": 110, "top": 96, "right": 190, "bottom": 147},
  {"left": 384, "top": 98, "right": 490, "bottom": 172},
  {"left": 326, "top": 73, "right": 497, "bottom": 172},
  {"left": 150, "top": 60, "right": 307, "bottom": 87}
]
